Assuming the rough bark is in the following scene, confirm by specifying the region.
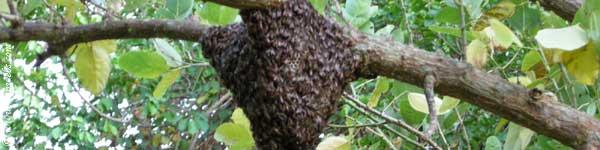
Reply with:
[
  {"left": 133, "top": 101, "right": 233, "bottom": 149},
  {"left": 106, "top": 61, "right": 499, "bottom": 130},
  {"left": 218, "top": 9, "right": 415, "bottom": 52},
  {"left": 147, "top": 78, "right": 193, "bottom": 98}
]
[
  {"left": 353, "top": 35, "right": 600, "bottom": 148},
  {"left": 1, "top": 0, "right": 599, "bottom": 149},
  {"left": 530, "top": 0, "right": 583, "bottom": 21},
  {"left": 206, "top": 0, "right": 284, "bottom": 9}
]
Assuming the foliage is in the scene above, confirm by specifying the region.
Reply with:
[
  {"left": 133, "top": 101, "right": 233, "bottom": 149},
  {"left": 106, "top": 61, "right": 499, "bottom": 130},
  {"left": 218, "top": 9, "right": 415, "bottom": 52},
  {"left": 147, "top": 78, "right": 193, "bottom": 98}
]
[{"left": 0, "top": 0, "right": 599, "bottom": 149}]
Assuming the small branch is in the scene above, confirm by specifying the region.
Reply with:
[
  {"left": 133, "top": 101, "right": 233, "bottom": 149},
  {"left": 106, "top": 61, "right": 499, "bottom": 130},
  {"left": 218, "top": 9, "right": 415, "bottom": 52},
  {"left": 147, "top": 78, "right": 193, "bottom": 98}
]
[
  {"left": 457, "top": 0, "right": 468, "bottom": 59},
  {"left": 60, "top": 58, "right": 130, "bottom": 124},
  {"left": 423, "top": 73, "right": 439, "bottom": 138},
  {"left": 329, "top": 121, "right": 387, "bottom": 128},
  {"left": 0, "top": 13, "right": 19, "bottom": 22},
  {"left": 343, "top": 98, "right": 425, "bottom": 149},
  {"left": 343, "top": 94, "right": 441, "bottom": 150},
  {"left": 42, "top": 0, "right": 67, "bottom": 24},
  {"left": 5, "top": 0, "right": 22, "bottom": 27},
  {"left": 455, "top": 108, "right": 472, "bottom": 150},
  {"left": 82, "top": 0, "right": 122, "bottom": 20},
  {"left": 6, "top": 0, "right": 17, "bottom": 15}
]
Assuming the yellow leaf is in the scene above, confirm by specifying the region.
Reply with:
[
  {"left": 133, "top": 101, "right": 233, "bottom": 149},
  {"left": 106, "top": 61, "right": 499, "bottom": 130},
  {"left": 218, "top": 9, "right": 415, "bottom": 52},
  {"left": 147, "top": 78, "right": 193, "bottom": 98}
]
[
  {"left": 508, "top": 76, "right": 532, "bottom": 87},
  {"left": 466, "top": 40, "right": 489, "bottom": 68},
  {"left": 152, "top": 69, "right": 181, "bottom": 98},
  {"left": 94, "top": 40, "right": 118, "bottom": 53},
  {"left": 473, "top": 1, "right": 516, "bottom": 31},
  {"left": 561, "top": 44, "right": 599, "bottom": 85},
  {"left": 316, "top": 136, "right": 350, "bottom": 150},
  {"left": 50, "top": 0, "right": 84, "bottom": 23},
  {"left": 0, "top": 0, "right": 9, "bottom": 13},
  {"left": 231, "top": 108, "right": 252, "bottom": 129},
  {"left": 367, "top": 77, "right": 389, "bottom": 108},
  {"left": 74, "top": 43, "right": 111, "bottom": 95},
  {"left": 484, "top": 19, "right": 522, "bottom": 50}
]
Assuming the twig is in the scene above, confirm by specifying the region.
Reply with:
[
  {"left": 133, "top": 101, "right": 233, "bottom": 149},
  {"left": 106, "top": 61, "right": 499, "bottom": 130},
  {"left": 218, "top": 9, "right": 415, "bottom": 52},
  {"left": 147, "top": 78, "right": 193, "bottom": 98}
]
[
  {"left": 42, "top": 0, "right": 67, "bottom": 24},
  {"left": 60, "top": 58, "right": 130, "bottom": 124},
  {"left": 424, "top": 73, "right": 439, "bottom": 138},
  {"left": 329, "top": 121, "right": 387, "bottom": 128},
  {"left": 5, "top": 0, "right": 22, "bottom": 27},
  {"left": 0, "top": 13, "right": 19, "bottom": 22},
  {"left": 454, "top": 107, "right": 471, "bottom": 150},
  {"left": 457, "top": 0, "right": 468, "bottom": 59},
  {"left": 398, "top": 0, "right": 413, "bottom": 44},
  {"left": 343, "top": 93, "right": 441, "bottom": 150},
  {"left": 82, "top": 0, "right": 123, "bottom": 20},
  {"left": 344, "top": 99, "right": 426, "bottom": 149}
]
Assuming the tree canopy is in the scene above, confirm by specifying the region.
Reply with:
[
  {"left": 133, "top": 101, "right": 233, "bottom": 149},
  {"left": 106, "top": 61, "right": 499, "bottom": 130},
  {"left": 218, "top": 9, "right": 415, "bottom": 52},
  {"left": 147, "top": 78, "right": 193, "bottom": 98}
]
[{"left": 0, "top": 0, "right": 599, "bottom": 149}]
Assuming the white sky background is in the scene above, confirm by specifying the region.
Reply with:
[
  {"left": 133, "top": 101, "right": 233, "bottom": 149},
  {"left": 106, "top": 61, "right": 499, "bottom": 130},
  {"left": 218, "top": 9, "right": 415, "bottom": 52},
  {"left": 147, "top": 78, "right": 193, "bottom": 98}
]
[{"left": 1, "top": 57, "right": 89, "bottom": 149}]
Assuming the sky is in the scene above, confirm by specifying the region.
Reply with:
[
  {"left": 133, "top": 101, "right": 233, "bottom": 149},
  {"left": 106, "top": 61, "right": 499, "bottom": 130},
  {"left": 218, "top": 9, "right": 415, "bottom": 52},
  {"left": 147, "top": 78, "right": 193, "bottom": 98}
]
[{"left": 0, "top": 92, "right": 10, "bottom": 142}]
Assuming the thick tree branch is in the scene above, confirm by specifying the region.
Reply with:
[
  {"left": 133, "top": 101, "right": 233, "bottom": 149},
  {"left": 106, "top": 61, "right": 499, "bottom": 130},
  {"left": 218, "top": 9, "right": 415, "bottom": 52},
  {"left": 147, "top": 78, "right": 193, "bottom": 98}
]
[
  {"left": 530, "top": 0, "right": 583, "bottom": 21},
  {"left": 353, "top": 36, "right": 600, "bottom": 148},
  {"left": 0, "top": 20, "right": 209, "bottom": 44},
  {"left": 205, "top": 0, "right": 284, "bottom": 9}
]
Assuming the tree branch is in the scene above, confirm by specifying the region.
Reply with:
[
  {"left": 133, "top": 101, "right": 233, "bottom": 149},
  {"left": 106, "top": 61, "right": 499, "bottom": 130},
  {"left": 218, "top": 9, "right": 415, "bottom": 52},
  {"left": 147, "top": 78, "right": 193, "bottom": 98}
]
[
  {"left": 353, "top": 35, "right": 600, "bottom": 148},
  {"left": 205, "top": 0, "right": 284, "bottom": 9},
  {"left": 529, "top": 0, "right": 583, "bottom": 21}
]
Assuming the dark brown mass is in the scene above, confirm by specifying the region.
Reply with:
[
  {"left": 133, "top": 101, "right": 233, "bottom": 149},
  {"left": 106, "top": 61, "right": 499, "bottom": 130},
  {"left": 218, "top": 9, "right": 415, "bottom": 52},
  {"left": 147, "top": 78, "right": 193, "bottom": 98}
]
[{"left": 200, "top": 0, "right": 359, "bottom": 149}]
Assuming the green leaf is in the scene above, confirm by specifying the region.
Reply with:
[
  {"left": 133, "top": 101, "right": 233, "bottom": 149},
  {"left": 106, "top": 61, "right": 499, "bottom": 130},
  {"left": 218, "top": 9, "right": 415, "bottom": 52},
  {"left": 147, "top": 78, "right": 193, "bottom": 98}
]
[
  {"left": 198, "top": 2, "right": 240, "bottom": 25},
  {"left": 590, "top": 12, "right": 600, "bottom": 53},
  {"left": 399, "top": 98, "right": 426, "bottom": 125},
  {"left": 535, "top": 25, "right": 589, "bottom": 51},
  {"left": 343, "top": 0, "right": 377, "bottom": 29},
  {"left": 485, "top": 136, "right": 502, "bottom": 150},
  {"left": 344, "top": 0, "right": 371, "bottom": 17},
  {"left": 103, "top": 122, "right": 119, "bottom": 136},
  {"left": 429, "top": 26, "right": 477, "bottom": 40},
  {"left": 507, "top": 5, "right": 541, "bottom": 33},
  {"left": 153, "top": 69, "right": 181, "bottom": 98},
  {"left": 573, "top": 0, "right": 600, "bottom": 28},
  {"left": 164, "top": 0, "right": 194, "bottom": 19},
  {"left": 309, "top": 0, "right": 328, "bottom": 15},
  {"left": 503, "top": 123, "right": 535, "bottom": 150},
  {"left": 375, "top": 25, "right": 395, "bottom": 36},
  {"left": 20, "top": 0, "right": 43, "bottom": 15},
  {"left": 231, "top": 108, "right": 251, "bottom": 129},
  {"left": 118, "top": 51, "right": 169, "bottom": 79},
  {"left": 439, "top": 96, "right": 460, "bottom": 114},
  {"left": 435, "top": 7, "right": 461, "bottom": 25},
  {"left": 541, "top": 12, "right": 568, "bottom": 28},
  {"left": 0, "top": 1, "right": 10, "bottom": 14},
  {"left": 485, "top": 19, "right": 522, "bottom": 49},
  {"left": 520, "top": 50, "right": 542, "bottom": 72},
  {"left": 316, "top": 136, "right": 351, "bottom": 150},
  {"left": 214, "top": 123, "right": 255, "bottom": 150},
  {"left": 187, "top": 119, "right": 200, "bottom": 134},
  {"left": 177, "top": 119, "right": 188, "bottom": 131},
  {"left": 407, "top": 93, "right": 455, "bottom": 115},
  {"left": 123, "top": 0, "right": 145, "bottom": 12},
  {"left": 152, "top": 39, "right": 183, "bottom": 67},
  {"left": 50, "top": 127, "right": 62, "bottom": 140},
  {"left": 367, "top": 77, "right": 390, "bottom": 107},
  {"left": 466, "top": 39, "right": 489, "bottom": 68},
  {"left": 74, "top": 41, "right": 114, "bottom": 95},
  {"left": 358, "top": 21, "right": 375, "bottom": 34}
]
